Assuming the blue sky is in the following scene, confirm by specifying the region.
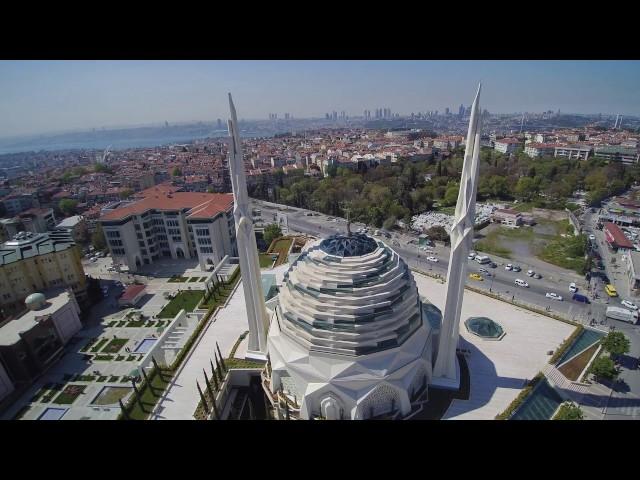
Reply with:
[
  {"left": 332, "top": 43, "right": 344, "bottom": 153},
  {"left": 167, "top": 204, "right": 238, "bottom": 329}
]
[{"left": 0, "top": 60, "right": 639, "bottom": 137}]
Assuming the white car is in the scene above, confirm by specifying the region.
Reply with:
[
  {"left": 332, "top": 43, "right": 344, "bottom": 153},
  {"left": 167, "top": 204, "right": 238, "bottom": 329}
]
[
  {"left": 90, "top": 257, "right": 98, "bottom": 263},
  {"left": 468, "top": 252, "right": 476, "bottom": 260},
  {"left": 546, "top": 292, "right": 563, "bottom": 301},
  {"left": 569, "top": 282, "right": 578, "bottom": 293},
  {"left": 426, "top": 256, "right": 438, "bottom": 263},
  {"left": 527, "top": 270, "right": 535, "bottom": 277},
  {"left": 505, "top": 264, "right": 513, "bottom": 271},
  {"left": 621, "top": 300, "right": 638, "bottom": 311},
  {"left": 515, "top": 279, "right": 529, "bottom": 288},
  {"left": 589, "top": 234, "right": 596, "bottom": 241}
]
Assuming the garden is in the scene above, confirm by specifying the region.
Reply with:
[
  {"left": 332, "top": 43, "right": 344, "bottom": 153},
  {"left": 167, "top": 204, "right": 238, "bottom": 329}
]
[
  {"left": 157, "top": 290, "right": 205, "bottom": 318},
  {"left": 53, "top": 384, "right": 86, "bottom": 405},
  {"left": 101, "top": 337, "right": 128, "bottom": 354}
]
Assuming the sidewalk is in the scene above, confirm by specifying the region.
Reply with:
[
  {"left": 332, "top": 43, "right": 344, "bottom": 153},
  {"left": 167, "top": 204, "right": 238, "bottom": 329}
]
[{"left": 150, "top": 282, "right": 249, "bottom": 420}]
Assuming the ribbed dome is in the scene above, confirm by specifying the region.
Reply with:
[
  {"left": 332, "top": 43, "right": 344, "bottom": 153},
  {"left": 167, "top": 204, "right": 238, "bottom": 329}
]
[
  {"left": 25, "top": 292, "right": 46, "bottom": 310},
  {"left": 278, "top": 235, "right": 422, "bottom": 356}
]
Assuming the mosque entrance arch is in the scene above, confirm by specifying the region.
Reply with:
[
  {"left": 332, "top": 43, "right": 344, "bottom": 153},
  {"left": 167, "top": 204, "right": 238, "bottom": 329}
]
[{"left": 320, "top": 395, "right": 344, "bottom": 420}]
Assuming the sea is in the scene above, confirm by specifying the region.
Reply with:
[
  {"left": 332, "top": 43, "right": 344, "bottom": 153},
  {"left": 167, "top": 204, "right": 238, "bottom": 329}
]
[{"left": 0, "top": 129, "right": 270, "bottom": 155}]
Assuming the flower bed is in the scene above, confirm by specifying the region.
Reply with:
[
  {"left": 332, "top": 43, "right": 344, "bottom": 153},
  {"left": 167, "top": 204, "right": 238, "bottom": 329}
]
[{"left": 53, "top": 384, "right": 86, "bottom": 404}]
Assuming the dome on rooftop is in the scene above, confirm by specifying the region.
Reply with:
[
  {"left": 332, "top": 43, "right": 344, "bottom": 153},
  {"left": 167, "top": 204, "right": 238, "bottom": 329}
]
[
  {"left": 25, "top": 293, "right": 47, "bottom": 311},
  {"left": 318, "top": 233, "right": 378, "bottom": 257}
]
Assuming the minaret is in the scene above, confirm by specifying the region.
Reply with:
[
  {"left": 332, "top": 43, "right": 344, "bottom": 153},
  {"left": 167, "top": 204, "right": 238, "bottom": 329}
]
[
  {"left": 433, "top": 84, "right": 483, "bottom": 386},
  {"left": 227, "top": 93, "right": 269, "bottom": 361}
]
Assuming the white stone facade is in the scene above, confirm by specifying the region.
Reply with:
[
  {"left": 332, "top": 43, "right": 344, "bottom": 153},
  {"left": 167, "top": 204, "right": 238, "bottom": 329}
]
[{"left": 266, "top": 234, "right": 436, "bottom": 419}]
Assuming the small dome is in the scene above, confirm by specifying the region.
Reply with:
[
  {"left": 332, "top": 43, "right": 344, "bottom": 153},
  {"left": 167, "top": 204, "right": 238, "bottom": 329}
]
[{"left": 25, "top": 293, "right": 47, "bottom": 310}]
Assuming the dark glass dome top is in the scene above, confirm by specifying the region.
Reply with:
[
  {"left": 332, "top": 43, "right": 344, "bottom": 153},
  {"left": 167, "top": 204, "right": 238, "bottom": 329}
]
[
  {"left": 464, "top": 317, "right": 504, "bottom": 339},
  {"left": 318, "top": 233, "right": 379, "bottom": 257}
]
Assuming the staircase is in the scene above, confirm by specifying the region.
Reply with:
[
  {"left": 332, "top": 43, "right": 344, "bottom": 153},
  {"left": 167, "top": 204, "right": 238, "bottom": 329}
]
[{"left": 542, "top": 364, "right": 611, "bottom": 409}]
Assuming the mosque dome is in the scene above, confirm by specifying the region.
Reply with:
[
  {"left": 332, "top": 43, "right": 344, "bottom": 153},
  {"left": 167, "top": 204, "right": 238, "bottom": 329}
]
[
  {"left": 278, "top": 233, "right": 422, "bottom": 356},
  {"left": 25, "top": 292, "right": 47, "bottom": 311},
  {"left": 267, "top": 233, "right": 437, "bottom": 420}
]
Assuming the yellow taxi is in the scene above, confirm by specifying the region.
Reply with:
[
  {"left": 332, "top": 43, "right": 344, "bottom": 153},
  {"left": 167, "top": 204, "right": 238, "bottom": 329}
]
[
  {"left": 605, "top": 284, "right": 618, "bottom": 297},
  {"left": 469, "top": 273, "right": 483, "bottom": 281}
]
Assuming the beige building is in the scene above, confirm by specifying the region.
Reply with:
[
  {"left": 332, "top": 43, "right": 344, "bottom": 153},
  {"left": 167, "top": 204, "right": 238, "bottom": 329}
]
[
  {"left": 0, "top": 231, "right": 87, "bottom": 321},
  {"left": 99, "top": 184, "right": 236, "bottom": 272}
]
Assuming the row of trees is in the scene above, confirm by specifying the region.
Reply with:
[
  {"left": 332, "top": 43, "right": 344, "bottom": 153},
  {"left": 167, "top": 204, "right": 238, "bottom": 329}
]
[{"left": 249, "top": 148, "right": 640, "bottom": 230}]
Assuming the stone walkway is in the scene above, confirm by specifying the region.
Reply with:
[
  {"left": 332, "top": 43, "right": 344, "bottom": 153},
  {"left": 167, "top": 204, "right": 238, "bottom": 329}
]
[{"left": 411, "top": 273, "right": 574, "bottom": 420}]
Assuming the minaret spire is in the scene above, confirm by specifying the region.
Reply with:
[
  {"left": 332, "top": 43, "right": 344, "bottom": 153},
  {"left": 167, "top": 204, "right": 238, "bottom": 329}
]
[
  {"left": 433, "top": 83, "right": 483, "bottom": 385},
  {"left": 227, "top": 93, "right": 269, "bottom": 361}
]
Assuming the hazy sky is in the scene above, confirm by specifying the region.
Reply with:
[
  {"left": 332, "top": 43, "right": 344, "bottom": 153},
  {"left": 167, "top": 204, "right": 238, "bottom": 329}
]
[{"left": 1, "top": 60, "right": 639, "bottom": 138}]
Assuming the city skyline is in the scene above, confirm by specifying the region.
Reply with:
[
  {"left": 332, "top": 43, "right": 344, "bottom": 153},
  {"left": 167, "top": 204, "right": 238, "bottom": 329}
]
[{"left": 1, "top": 60, "right": 639, "bottom": 138}]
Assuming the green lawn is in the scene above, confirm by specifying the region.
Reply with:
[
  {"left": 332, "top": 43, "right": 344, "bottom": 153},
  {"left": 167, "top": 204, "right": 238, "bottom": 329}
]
[
  {"left": 101, "top": 338, "right": 128, "bottom": 354},
  {"left": 126, "top": 320, "right": 146, "bottom": 327},
  {"left": 90, "top": 338, "right": 108, "bottom": 353},
  {"left": 127, "top": 370, "right": 173, "bottom": 420},
  {"left": 268, "top": 237, "right": 293, "bottom": 266},
  {"left": 94, "top": 354, "right": 115, "bottom": 361},
  {"left": 158, "top": 290, "right": 205, "bottom": 318},
  {"left": 188, "top": 276, "right": 200, "bottom": 283},
  {"left": 76, "top": 375, "right": 96, "bottom": 382},
  {"left": 168, "top": 276, "right": 188, "bottom": 283},
  {"left": 539, "top": 233, "right": 587, "bottom": 273},
  {"left": 109, "top": 376, "right": 120, "bottom": 382},
  {"left": 259, "top": 253, "right": 275, "bottom": 268}
]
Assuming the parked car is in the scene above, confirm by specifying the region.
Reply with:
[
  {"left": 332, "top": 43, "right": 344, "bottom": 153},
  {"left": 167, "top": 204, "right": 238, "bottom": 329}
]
[
  {"left": 505, "top": 264, "right": 513, "bottom": 271},
  {"left": 589, "top": 234, "right": 596, "bottom": 241},
  {"left": 515, "top": 279, "right": 529, "bottom": 288},
  {"left": 426, "top": 256, "right": 438, "bottom": 263},
  {"left": 512, "top": 265, "right": 522, "bottom": 272},
  {"left": 533, "top": 273, "right": 542, "bottom": 279},
  {"left": 605, "top": 284, "right": 618, "bottom": 297},
  {"left": 469, "top": 273, "right": 483, "bottom": 281},
  {"left": 545, "top": 292, "right": 563, "bottom": 301},
  {"left": 489, "top": 262, "right": 498, "bottom": 268},
  {"left": 621, "top": 300, "right": 638, "bottom": 311},
  {"left": 468, "top": 252, "right": 476, "bottom": 260},
  {"left": 569, "top": 282, "right": 578, "bottom": 293},
  {"left": 527, "top": 270, "right": 535, "bottom": 277}
]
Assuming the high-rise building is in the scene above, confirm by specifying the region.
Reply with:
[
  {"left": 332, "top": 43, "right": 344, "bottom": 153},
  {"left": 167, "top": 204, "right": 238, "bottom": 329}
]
[
  {"left": 217, "top": 118, "right": 223, "bottom": 129},
  {"left": 459, "top": 104, "right": 465, "bottom": 116},
  {"left": 445, "top": 107, "right": 450, "bottom": 116}
]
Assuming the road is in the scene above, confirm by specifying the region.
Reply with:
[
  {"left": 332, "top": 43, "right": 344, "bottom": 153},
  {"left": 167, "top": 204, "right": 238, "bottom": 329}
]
[
  {"left": 253, "top": 197, "right": 640, "bottom": 418},
  {"left": 252, "top": 198, "right": 605, "bottom": 324}
]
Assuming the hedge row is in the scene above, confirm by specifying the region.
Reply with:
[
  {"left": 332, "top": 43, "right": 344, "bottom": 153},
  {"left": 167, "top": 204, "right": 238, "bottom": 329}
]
[
  {"left": 549, "top": 325, "right": 585, "bottom": 365},
  {"left": 495, "top": 372, "right": 544, "bottom": 420}
]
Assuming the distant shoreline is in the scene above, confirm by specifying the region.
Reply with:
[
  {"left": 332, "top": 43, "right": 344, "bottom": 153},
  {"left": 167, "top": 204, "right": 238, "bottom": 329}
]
[{"left": 0, "top": 130, "right": 271, "bottom": 156}]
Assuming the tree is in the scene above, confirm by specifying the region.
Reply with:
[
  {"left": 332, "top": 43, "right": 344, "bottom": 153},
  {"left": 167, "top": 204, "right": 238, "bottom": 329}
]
[
  {"left": 601, "top": 331, "right": 630, "bottom": 358},
  {"left": 514, "top": 176, "right": 538, "bottom": 202},
  {"left": 172, "top": 166, "right": 182, "bottom": 177},
  {"left": 442, "top": 183, "right": 459, "bottom": 207},
  {"left": 92, "top": 223, "right": 107, "bottom": 251},
  {"left": 589, "top": 356, "right": 618, "bottom": 381},
  {"left": 382, "top": 216, "right": 397, "bottom": 231},
  {"left": 94, "top": 163, "right": 113, "bottom": 174},
  {"left": 58, "top": 198, "right": 78, "bottom": 216},
  {"left": 119, "top": 188, "right": 134, "bottom": 199},
  {"left": 263, "top": 223, "right": 282, "bottom": 248},
  {"left": 553, "top": 402, "right": 584, "bottom": 420},
  {"left": 425, "top": 225, "right": 450, "bottom": 243}
]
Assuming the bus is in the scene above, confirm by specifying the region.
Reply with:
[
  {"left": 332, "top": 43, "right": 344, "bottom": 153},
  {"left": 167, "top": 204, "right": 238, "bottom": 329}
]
[
  {"left": 605, "top": 284, "right": 618, "bottom": 297},
  {"left": 475, "top": 255, "right": 491, "bottom": 265}
]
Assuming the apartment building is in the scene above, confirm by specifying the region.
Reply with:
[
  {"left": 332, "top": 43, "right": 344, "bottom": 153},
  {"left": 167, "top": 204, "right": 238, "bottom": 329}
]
[
  {"left": 0, "top": 231, "right": 87, "bottom": 320},
  {"left": 554, "top": 145, "right": 592, "bottom": 160},
  {"left": 524, "top": 143, "right": 557, "bottom": 158},
  {"left": 0, "top": 290, "right": 82, "bottom": 404},
  {"left": 99, "top": 185, "right": 236, "bottom": 272},
  {"left": 494, "top": 138, "right": 522, "bottom": 155},
  {"left": 491, "top": 208, "right": 523, "bottom": 227},
  {"left": 593, "top": 146, "right": 640, "bottom": 165}
]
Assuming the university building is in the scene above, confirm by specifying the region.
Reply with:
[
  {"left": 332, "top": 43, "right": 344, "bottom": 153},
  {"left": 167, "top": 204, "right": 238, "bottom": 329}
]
[
  {"left": 0, "top": 231, "right": 87, "bottom": 321},
  {"left": 99, "top": 185, "right": 237, "bottom": 272}
]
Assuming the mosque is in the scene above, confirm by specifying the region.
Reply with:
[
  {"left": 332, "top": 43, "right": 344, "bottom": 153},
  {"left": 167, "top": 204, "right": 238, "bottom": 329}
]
[
  {"left": 224, "top": 87, "right": 483, "bottom": 420},
  {"left": 265, "top": 232, "right": 442, "bottom": 419}
]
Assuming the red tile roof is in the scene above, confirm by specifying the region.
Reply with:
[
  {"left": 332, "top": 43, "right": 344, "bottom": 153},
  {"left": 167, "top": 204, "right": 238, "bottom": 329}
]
[
  {"left": 604, "top": 222, "right": 633, "bottom": 249},
  {"left": 100, "top": 185, "right": 233, "bottom": 221},
  {"left": 119, "top": 284, "right": 146, "bottom": 302}
]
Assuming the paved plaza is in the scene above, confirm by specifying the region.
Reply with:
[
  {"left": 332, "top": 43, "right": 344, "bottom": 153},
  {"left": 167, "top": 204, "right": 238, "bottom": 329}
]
[{"left": 412, "top": 272, "right": 575, "bottom": 420}]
